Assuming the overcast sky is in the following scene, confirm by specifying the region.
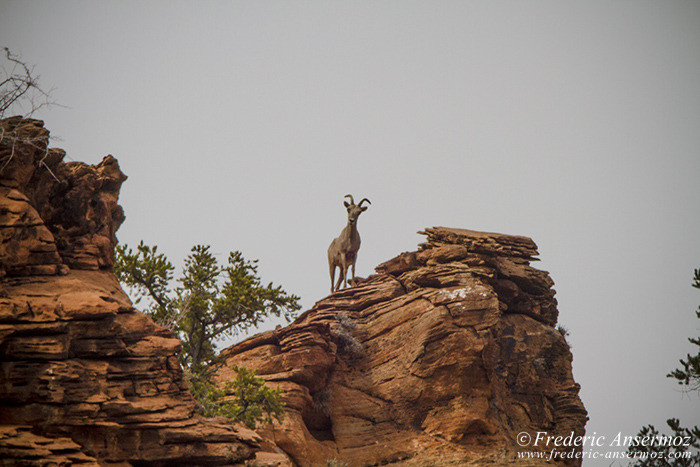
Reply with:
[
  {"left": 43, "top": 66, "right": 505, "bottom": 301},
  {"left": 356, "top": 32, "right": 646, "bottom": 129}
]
[{"left": 2, "top": 1, "right": 699, "bottom": 464}]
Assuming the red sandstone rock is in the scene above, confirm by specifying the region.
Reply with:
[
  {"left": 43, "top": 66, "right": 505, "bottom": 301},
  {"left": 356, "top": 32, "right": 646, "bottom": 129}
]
[
  {"left": 1, "top": 117, "right": 126, "bottom": 274},
  {"left": 217, "top": 227, "right": 587, "bottom": 466},
  {"left": 1, "top": 117, "right": 588, "bottom": 466},
  {"left": 0, "top": 118, "right": 258, "bottom": 465}
]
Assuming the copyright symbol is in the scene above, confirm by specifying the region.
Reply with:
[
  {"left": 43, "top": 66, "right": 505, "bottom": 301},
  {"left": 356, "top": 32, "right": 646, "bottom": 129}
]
[{"left": 517, "top": 432, "right": 531, "bottom": 446}]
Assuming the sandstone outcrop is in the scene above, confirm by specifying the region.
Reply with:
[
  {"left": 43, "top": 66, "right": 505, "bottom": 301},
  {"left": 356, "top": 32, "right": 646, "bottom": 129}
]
[
  {"left": 0, "top": 118, "right": 259, "bottom": 465},
  {"left": 0, "top": 117, "right": 588, "bottom": 466},
  {"left": 217, "top": 227, "right": 588, "bottom": 466}
]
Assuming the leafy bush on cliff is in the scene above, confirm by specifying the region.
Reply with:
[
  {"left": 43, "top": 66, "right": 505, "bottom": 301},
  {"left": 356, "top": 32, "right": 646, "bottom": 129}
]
[
  {"left": 115, "top": 241, "right": 299, "bottom": 427},
  {"left": 189, "top": 366, "right": 284, "bottom": 429}
]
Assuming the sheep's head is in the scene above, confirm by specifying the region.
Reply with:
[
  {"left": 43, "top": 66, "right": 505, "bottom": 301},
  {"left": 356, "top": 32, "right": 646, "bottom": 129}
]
[{"left": 344, "top": 194, "right": 371, "bottom": 225}]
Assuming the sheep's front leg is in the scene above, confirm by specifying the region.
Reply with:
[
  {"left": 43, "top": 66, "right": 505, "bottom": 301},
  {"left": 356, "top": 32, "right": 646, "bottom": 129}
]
[
  {"left": 336, "top": 254, "right": 346, "bottom": 291},
  {"left": 329, "top": 263, "right": 336, "bottom": 293}
]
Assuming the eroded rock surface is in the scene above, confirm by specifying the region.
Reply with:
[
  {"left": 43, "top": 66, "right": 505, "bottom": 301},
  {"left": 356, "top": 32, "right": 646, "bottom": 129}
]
[
  {"left": 0, "top": 118, "right": 258, "bottom": 465},
  {"left": 0, "top": 117, "right": 587, "bottom": 466},
  {"left": 218, "top": 227, "right": 588, "bottom": 466}
]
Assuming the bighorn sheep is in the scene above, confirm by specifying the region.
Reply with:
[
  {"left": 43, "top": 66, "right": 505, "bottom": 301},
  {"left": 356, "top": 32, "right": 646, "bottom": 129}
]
[{"left": 328, "top": 194, "right": 371, "bottom": 293}]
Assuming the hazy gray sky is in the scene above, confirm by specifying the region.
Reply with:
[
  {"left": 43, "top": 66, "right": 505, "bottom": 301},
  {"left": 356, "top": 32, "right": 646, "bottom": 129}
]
[{"left": 2, "top": 1, "right": 699, "bottom": 464}]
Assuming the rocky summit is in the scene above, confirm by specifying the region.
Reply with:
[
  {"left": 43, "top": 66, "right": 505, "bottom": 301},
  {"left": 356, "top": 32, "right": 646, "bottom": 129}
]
[
  {"left": 217, "top": 227, "right": 588, "bottom": 466},
  {"left": 0, "top": 118, "right": 259, "bottom": 465},
  {"left": 0, "top": 117, "right": 586, "bottom": 466}
]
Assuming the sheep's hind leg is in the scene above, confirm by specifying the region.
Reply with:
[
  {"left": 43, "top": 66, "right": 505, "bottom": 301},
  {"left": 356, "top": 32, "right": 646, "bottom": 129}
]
[{"left": 335, "top": 268, "right": 344, "bottom": 291}]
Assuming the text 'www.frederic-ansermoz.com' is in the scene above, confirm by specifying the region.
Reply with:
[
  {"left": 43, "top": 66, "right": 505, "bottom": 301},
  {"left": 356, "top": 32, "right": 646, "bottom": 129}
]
[{"left": 516, "top": 430, "right": 696, "bottom": 463}]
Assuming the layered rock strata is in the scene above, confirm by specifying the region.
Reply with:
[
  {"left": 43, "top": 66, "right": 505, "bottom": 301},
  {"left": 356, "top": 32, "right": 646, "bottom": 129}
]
[
  {"left": 0, "top": 118, "right": 259, "bottom": 465},
  {"left": 218, "top": 227, "right": 588, "bottom": 466}
]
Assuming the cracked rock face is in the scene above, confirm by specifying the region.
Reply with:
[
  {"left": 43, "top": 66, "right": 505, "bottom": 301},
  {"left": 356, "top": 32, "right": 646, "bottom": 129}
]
[
  {"left": 0, "top": 117, "right": 126, "bottom": 276},
  {"left": 0, "top": 118, "right": 259, "bottom": 465},
  {"left": 217, "top": 227, "right": 588, "bottom": 466}
]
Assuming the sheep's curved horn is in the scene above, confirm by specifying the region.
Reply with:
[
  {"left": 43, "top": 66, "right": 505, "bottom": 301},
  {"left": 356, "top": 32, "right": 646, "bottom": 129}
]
[
  {"left": 358, "top": 198, "right": 371, "bottom": 207},
  {"left": 344, "top": 194, "right": 355, "bottom": 205}
]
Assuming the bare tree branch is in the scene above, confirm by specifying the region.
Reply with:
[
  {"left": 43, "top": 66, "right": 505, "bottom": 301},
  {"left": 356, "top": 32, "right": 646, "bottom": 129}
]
[
  {"left": 0, "top": 47, "right": 57, "bottom": 118},
  {"left": 0, "top": 48, "right": 63, "bottom": 181}
]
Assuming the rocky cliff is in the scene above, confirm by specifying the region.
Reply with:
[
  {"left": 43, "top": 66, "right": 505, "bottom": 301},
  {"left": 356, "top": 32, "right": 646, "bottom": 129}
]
[
  {"left": 0, "top": 117, "right": 587, "bottom": 466},
  {"left": 217, "top": 228, "right": 588, "bottom": 465},
  {"left": 0, "top": 118, "right": 259, "bottom": 465}
]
